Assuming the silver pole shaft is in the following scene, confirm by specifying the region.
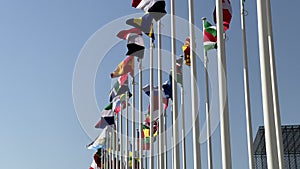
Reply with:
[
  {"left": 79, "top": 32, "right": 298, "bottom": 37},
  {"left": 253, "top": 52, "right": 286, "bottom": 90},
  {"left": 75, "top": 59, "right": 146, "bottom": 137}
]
[
  {"left": 164, "top": 111, "right": 168, "bottom": 169},
  {"left": 265, "top": 0, "right": 284, "bottom": 168},
  {"left": 181, "top": 85, "right": 187, "bottom": 169},
  {"left": 109, "top": 132, "right": 112, "bottom": 169},
  {"left": 116, "top": 115, "right": 119, "bottom": 169},
  {"left": 120, "top": 105, "right": 124, "bottom": 169},
  {"left": 157, "top": 20, "right": 165, "bottom": 169},
  {"left": 105, "top": 131, "right": 109, "bottom": 169},
  {"left": 126, "top": 92, "right": 129, "bottom": 169},
  {"left": 132, "top": 77, "right": 136, "bottom": 169},
  {"left": 215, "top": 0, "right": 232, "bottom": 168},
  {"left": 149, "top": 38, "right": 154, "bottom": 169},
  {"left": 240, "top": 2, "right": 254, "bottom": 169},
  {"left": 170, "top": 0, "right": 180, "bottom": 168},
  {"left": 256, "top": 0, "right": 280, "bottom": 168},
  {"left": 188, "top": 0, "right": 202, "bottom": 168},
  {"left": 138, "top": 59, "right": 144, "bottom": 169}
]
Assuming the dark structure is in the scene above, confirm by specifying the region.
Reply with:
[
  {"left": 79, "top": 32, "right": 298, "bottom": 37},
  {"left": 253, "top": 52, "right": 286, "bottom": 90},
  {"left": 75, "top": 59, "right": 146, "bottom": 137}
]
[{"left": 253, "top": 125, "right": 300, "bottom": 169}]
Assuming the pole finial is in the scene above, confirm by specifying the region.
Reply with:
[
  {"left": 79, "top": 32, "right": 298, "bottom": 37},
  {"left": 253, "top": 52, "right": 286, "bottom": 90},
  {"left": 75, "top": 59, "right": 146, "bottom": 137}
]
[{"left": 201, "top": 17, "right": 206, "bottom": 21}]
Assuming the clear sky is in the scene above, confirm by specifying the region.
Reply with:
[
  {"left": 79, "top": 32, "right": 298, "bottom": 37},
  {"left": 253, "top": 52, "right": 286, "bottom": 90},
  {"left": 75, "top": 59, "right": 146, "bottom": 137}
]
[{"left": 1, "top": 0, "right": 300, "bottom": 169}]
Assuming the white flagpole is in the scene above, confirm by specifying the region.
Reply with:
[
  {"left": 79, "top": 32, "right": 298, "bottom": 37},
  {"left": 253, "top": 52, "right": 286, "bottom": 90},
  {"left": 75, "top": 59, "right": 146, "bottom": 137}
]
[
  {"left": 188, "top": 0, "right": 202, "bottom": 168},
  {"left": 265, "top": 0, "right": 284, "bottom": 168},
  {"left": 138, "top": 58, "right": 144, "bottom": 169},
  {"left": 149, "top": 37, "right": 154, "bottom": 169},
  {"left": 132, "top": 76, "right": 136, "bottom": 169},
  {"left": 215, "top": 0, "right": 232, "bottom": 168},
  {"left": 170, "top": 0, "right": 180, "bottom": 168},
  {"left": 164, "top": 111, "right": 168, "bottom": 169},
  {"left": 115, "top": 113, "right": 119, "bottom": 169},
  {"left": 240, "top": 2, "right": 254, "bottom": 169},
  {"left": 120, "top": 104, "right": 124, "bottom": 169},
  {"left": 202, "top": 17, "right": 213, "bottom": 169},
  {"left": 109, "top": 132, "right": 112, "bottom": 169},
  {"left": 256, "top": 0, "right": 280, "bottom": 168},
  {"left": 157, "top": 20, "right": 165, "bottom": 169},
  {"left": 126, "top": 91, "right": 129, "bottom": 169},
  {"left": 105, "top": 130, "right": 109, "bottom": 169}
]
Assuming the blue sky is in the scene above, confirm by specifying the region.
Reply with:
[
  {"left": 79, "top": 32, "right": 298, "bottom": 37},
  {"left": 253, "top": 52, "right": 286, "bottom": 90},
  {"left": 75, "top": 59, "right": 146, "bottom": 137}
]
[{"left": 1, "top": 0, "right": 300, "bottom": 169}]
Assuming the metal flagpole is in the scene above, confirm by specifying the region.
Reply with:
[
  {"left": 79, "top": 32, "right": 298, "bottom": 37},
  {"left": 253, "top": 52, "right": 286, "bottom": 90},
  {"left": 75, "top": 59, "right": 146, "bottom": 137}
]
[
  {"left": 215, "top": 0, "right": 232, "bottom": 168},
  {"left": 138, "top": 58, "right": 144, "bottom": 169},
  {"left": 265, "top": 0, "right": 284, "bottom": 168},
  {"left": 157, "top": 20, "right": 165, "bottom": 169},
  {"left": 170, "top": 0, "right": 180, "bottom": 168},
  {"left": 120, "top": 104, "right": 124, "bottom": 169},
  {"left": 202, "top": 17, "right": 213, "bottom": 169},
  {"left": 256, "top": 0, "right": 280, "bottom": 168},
  {"left": 240, "top": 2, "right": 254, "bottom": 169},
  {"left": 188, "top": 0, "right": 202, "bottom": 168},
  {"left": 109, "top": 132, "right": 112, "bottom": 169},
  {"left": 126, "top": 91, "right": 129, "bottom": 169},
  {"left": 116, "top": 113, "right": 119, "bottom": 169},
  {"left": 105, "top": 130, "right": 109, "bottom": 169},
  {"left": 132, "top": 76, "right": 136, "bottom": 169},
  {"left": 164, "top": 111, "right": 168, "bottom": 169},
  {"left": 149, "top": 37, "right": 155, "bottom": 169}
]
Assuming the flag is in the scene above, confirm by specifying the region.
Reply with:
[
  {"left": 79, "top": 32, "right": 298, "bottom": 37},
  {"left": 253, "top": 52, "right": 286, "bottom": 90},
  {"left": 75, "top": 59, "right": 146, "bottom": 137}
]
[
  {"left": 182, "top": 37, "right": 191, "bottom": 66},
  {"left": 117, "top": 28, "right": 145, "bottom": 59},
  {"left": 142, "top": 84, "right": 169, "bottom": 114},
  {"left": 89, "top": 159, "right": 98, "bottom": 169},
  {"left": 162, "top": 80, "right": 172, "bottom": 99},
  {"left": 95, "top": 108, "right": 115, "bottom": 129},
  {"left": 242, "top": 0, "right": 245, "bottom": 5},
  {"left": 111, "top": 56, "right": 134, "bottom": 78},
  {"left": 134, "top": 0, "right": 166, "bottom": 21},
  {"left": 109, "top": 74, "right": 129, "bottom": 102},
  {"left": 112, "top": 93, "right": 132, "bottom": 114},
  {"left": 204, "top": 20, "right": 217, "bottom": 52},
  {"left": 87, "top": 126, "right": 111, "bottom": 150},
  {"left": 126, "top": 13, "right": 155, "bottom": 39},
  {"left": 141, "top": 116, "right": 159, "bottom": 150},
  {"left": 93, "top": 152, "right": 102, "bottom": 168},
  {"left": 213, "top": 0, "right": 232, "bottom": 31},
  {"left": 126, "top": 33, "right": 145, "bottom": 58},
  {"left": 170, "top": 57, "right": 183, "bottom": 84}
]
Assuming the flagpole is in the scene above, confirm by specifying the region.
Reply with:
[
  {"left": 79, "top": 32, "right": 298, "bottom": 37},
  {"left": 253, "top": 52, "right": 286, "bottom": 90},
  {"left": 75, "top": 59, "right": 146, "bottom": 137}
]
[
  {"left": 265, "top": 0, "right": 284, "bottom": 167},
  {"left": 188, "top": 0, "right": 202, "bottom": 168},
  {"left": 215, "top": 0, "right": 232, "bottom": 168},
  {"left": 202, "top": 17, "right": 214, "bottom": 169},
  {"left": 126, "top": 91, "right": 129, "bottom": 169},
  {"left": 120, "top": 105, "right": 124, "bottom": 169},
  {"left": 109, "top": 132, "right": 112, "bottom": 169},
  {"left": 240, "top": 2, "right": 254, "bottom": 169},
  {"left": 256, "top": 0, "right": 280, "bottom": 168},
  {"left": 164, "top": 111, "right": 168, "bottom": 169},
  {"left": 115, "top": 113, "right": 119, "bottom": 169},
  {"left": 131, "top": 76, "right": 136, "bottom": 169},
  {"left": 105, "top": 130, "right": 109, "bottom": 169},
  {"left": 101, "top": 148, "right": 104, "bottom": 169},
  {"left": 157, "top": 19, "right": 165, "bottom": 169},
  {"left": 138, "top": 58, "right": 144, "bottom": 169},
  {"left": 170, "top": 0, "right": 180, "bottom": 168},
  {"left": 149, "top": 36, "right": 155, "bottom": 169}
]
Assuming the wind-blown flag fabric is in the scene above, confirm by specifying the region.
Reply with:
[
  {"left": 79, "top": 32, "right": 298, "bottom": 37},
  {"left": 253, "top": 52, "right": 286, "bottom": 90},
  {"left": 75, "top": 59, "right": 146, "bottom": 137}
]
[
  {"left": 111, "top": 56, "right": 134, "bottom": 78},
  {"left": 133, "top": 0, "right": 166, "bottom": 21},
  {"left": 213, "top": 0, "right": 232, "bottom": 31},
  {"left": 109, "top": 74, "right": 129, "bottom": 102},
  {"left": 132, "top": 0, "right": 142, "bottom": 7},
  {"left": 170, "top": 57, "right": 183, "bottom": 84},
  {"left": 182, "top": 37, "right": 191, "bottom": 66},
  {"left": 94, "top": 106, "right": 115, "bottom": 129},
  {"left": 87, "top": 126, "right": 111, "bottom": 150},
  {"left": 89, "top": 159, "right": 99, "bottom": 169},
  {"left": 204, "top": 20, "right": 217, "bottom": 52},
  {"left": 117, "top": 28, "right": 145, "bottom": 59},
  {"left": 112, "top": 93, "right": 132, "bottom": 114},
  {"left": 162, "top": 80, "right": 172, "bottom": 99},
  {"left": 126, "top": 13, "right": 155, "bottom": 39}
]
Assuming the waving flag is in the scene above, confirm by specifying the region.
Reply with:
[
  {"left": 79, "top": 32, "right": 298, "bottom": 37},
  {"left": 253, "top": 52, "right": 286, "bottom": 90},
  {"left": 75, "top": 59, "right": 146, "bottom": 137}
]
[
  {"left": 132, "top": 0, "right": 142, "bottom": 7},
  {"left": 142, "top": 84, "right": 169, "bottom": 114},
  {"left": 109, "top": 74, "right": 129, "bottom": 102},
  {"left": 204, "top": 20, "right": 217, "bottom": 52},
  {"left": 112, "top": 93, "right": 132, "bottom": 114},
  {"left": 133, "top": 0, "right": 166, "bottom": 20},
  {"left": 182, "top": 37, "right": 191, "bottom": 66},
  {"left": 162, "top": 80, "right": 172, "bottom": 99},
  {"left": 94, "top": 105, "right": 115, "bottom": 129},
  {"left": 89, "top": 159, "right": 98, "bottom": 169},
  {"left": 126, "top": 13, "right": 155, "bottom": 39},
  {"left": 87, "top": 126, "right": 111, "bottom": 150},
  {"left": 111, "top": 56, "right": 134, "bottom": 78},
  {"left": 213, "top": 0, "right": 232, "bottom": 31},
  {"left": 170, "top": 57, "right": 183, "bottom": 84}
]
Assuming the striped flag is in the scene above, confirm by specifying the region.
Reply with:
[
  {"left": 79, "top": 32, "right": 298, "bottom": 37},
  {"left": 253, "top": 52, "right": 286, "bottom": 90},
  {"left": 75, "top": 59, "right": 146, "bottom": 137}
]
[
  {"left": 126, "top": 13, "right": 155, "bottom": 39},
  {"left": 109, "top": 74, "right": 129, "bottom": 102},
  {"left": 182, "top": 37, "right": 191, "bottom": 66},
  {"left": 111, "top": 56, "right": 134, "bottom": 78},
  {"left": 203, "top": 20, "right": 217, "bottom": 52},
  {"left": 213, "top": 0, "right": 232, "bottom": 31}
]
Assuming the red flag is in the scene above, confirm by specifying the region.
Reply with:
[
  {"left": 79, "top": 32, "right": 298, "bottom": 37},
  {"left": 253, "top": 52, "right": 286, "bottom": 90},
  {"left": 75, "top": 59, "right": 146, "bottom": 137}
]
[{"left": 213, "top": 0, "right": 232, "bottom": 31}]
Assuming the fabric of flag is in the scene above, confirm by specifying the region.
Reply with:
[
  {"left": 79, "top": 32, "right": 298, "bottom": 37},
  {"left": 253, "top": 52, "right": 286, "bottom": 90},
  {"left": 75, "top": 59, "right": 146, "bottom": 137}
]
[
  {"left": 204, "top": 20, "right": 218, "bottom": 52},
  {"left": 94, "top": 107, "right": 115, "bottom": 129},
  {"left": 109, "top": 74, "right": 129, "bottom": 102},
  {"left": 134, "top": 0, "right": 166, "bottom": 21},
  {"left": 213, "top": 0, "right": 232, "bottom": 31},
  {"left": 142, "top": 84, "right": 169, "bottom": 114},
  {"left": 126, "top": 13, "right": 155, "bottom": 39},
  {"left": 89, "top": 159, "right": 98, "bottom": 169},
  {"left": 87, "top": 126, "right": 111, "bottom": 150},
  {"left": 132, "top": 0, "right": 142, "bottom": 8},
  {"left": 242, "top": 0, "right": 245, "bottom": 5},
  {"left": 182, "top": 37, "right": 191, "bottom": 66},
  {"left": 117, "top": 28, "right": 145, "bottom": 59},
  {"left": 162, "top": 80, "right": 172, "bottom": 99},
  {"left": 112, "top": 93, "right": 132, "bottom": 114},
  {"left": 111, "top": 56, "right": 134, "bottom": 78},
  {"left": 93, "top": 152, "right": 102, "bottom": 168},
  {"left": 170, "top": 57, "right": 183, "bottom": 84}
]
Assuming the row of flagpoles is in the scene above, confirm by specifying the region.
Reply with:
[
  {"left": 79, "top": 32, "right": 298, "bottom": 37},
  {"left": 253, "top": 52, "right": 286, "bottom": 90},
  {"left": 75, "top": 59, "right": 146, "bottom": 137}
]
[{"left": 85, "top": 0, "right": 285, "bottom": 168}]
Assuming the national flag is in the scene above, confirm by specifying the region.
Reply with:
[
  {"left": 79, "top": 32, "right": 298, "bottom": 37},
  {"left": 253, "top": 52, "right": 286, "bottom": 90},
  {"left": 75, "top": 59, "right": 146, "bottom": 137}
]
[
  {"left": 170, "top": 57, "right": 183, "bottom": 84},
  {"left": 242, "top": 0, "right": 246, "bottom": 5},
  {"left": 162, "top": 80, "right": 172, "bottom": 99},
  {"left": 89, "top": 159, "right": 98, "bottom": 169},
  {"left": 109, "top": 74, "right": 129, "bottom": 102},
  {"left": 182, "top": 37, "right": 191, "bottom": 66},
  {"left": 132, "top": 0, "right": 143, "bottom": 8},
  {"left": 112, "top": 93, "right": 132, "bottom": 114},
  {"left": 134, "top": 0, "right": 166, "bottom": 21},
  {"left": 126, "top": 13, "right": 155, "bottom": 39},
  {"left": 213, "top": 0, "right": 232, "bottom": 31},
  {"left": 94, "top": 108, "right": 115, "bottom": 129},
  {"left": 204, "top": 20, "right": 217, "bottom": 52},
  {"left": 117, "top": 28, "right": 145, "bottom": 59},
  {"left": 93, "top": 152, "right": 102, "bottom": 168},
  {"left": 111, "top": 56, "right": 134, "bottom": 78},
  {"left": 87, "top": 126, "right": 111, "bottom": 150},
  {"left": 142, "top": 84, "right": 169, "bottom": 114}
]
